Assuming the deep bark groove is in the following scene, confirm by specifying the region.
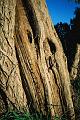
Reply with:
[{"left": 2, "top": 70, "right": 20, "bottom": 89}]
[{"left": 22, "top": 0, "right": 40, "bottom": 54}]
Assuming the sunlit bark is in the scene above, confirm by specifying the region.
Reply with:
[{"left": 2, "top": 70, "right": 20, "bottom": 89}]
[{"left": 0, "top": 0, "right": 75, "bottom": 119}]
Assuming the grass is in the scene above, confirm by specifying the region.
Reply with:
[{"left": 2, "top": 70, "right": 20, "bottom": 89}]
[{"left": 0, "top": 110, "right": 62, "bottom": 120}]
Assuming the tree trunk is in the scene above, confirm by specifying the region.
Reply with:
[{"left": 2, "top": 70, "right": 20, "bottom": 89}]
[
  {"left": 0, "top": 0, "right": 75, "bottom": 119},
  {"left": 0, "top": 0, "right": 27, "bottom": 114},
  {"left": 70, "top": 44, "right": 80, "bottom": 80},
  {"left": 70, "top": 44, "right": 80, "bottom": 119}
]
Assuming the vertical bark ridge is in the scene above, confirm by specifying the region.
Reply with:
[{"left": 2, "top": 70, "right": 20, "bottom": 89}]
[
  {"left": 0, "top": 0, "right": 76, "bottom": 119},
  {"left": 0, "top": 0, "right": 27, "bottom": 114},
  {"left": 15, "top": 0, "right": 46, "bottom": 114}
]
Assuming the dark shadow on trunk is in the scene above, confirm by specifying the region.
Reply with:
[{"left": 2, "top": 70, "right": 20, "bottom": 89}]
[
  {"left": 48, "top": 39, "right": 56, "bottom": 55},
  {"left": 0, "top": 88, "right": 8, "bottom": 111},
  {"left": 27, "top": 30, "right": 32, "bottom": 43},
  {"left": 22, "top": 0, "right": 40, "bottom": 54}
]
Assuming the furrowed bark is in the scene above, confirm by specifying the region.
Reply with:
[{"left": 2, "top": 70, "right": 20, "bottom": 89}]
[
  {"left": 15, "top": 0, "right": 75, "bottom": 119},
  {"left": 0, "top": 0, "right": 75, "bottom": 119},
  {"left": 0, "top": 0, "right": 27, "bottom": 115}
]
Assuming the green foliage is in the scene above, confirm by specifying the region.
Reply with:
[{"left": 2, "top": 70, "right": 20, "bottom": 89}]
[
  {"left": 0, "top": 110, "right": 69, "bottom": 120},
  {"left": 55, "top": 7, "right": 80, "bottom": 72},
  {"left": 54, "top": 114, "right": 60, "bottom": 120},
  {"left": 1, "top": 111, "right": 29, "bottom": 120}
]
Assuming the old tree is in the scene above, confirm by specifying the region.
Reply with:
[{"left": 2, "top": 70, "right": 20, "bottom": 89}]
[{"left": 0, "top": 0, "right": 80, "bottom": 119}]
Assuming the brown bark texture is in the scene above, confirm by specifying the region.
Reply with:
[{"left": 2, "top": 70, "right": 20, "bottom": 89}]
[{"left": 1, "top": 0, "right": 79, "bottom": 120}]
